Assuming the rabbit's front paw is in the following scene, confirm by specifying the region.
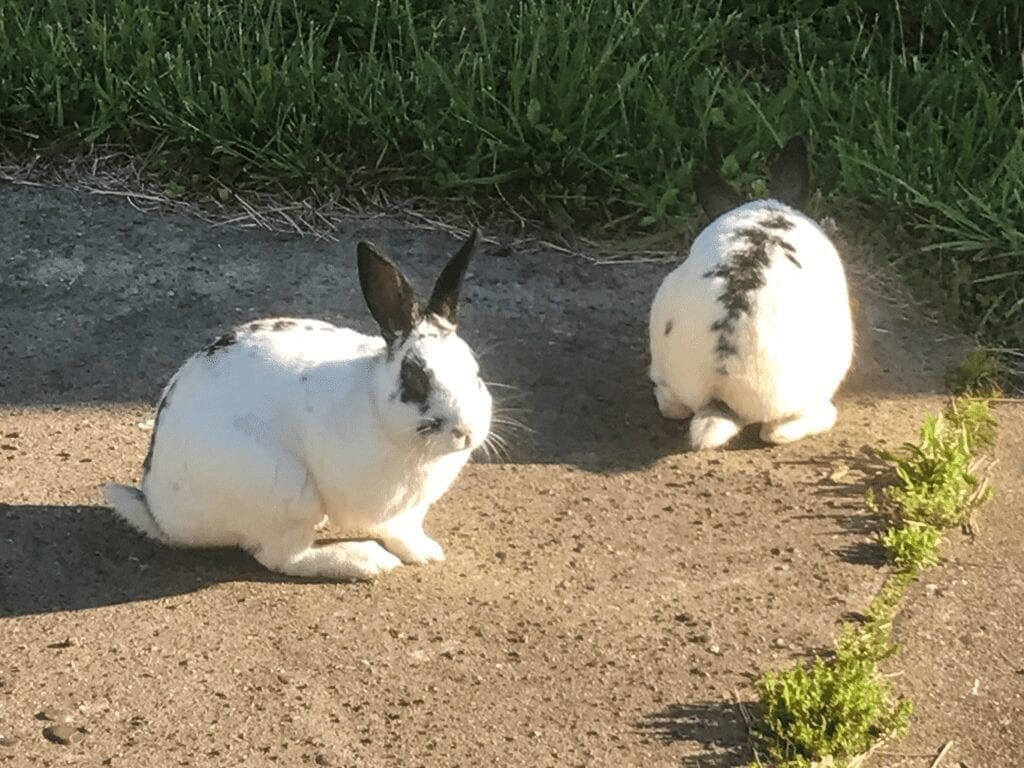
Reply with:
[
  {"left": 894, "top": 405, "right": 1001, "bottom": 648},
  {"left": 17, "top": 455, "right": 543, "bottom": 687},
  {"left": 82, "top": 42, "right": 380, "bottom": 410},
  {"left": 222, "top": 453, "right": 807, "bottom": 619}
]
[
  {"left": 760, "top": 402, "right": 837, "bottom": 445},
  {"left": 381, "top": 531, "right": 446, "bottom": 565},
  {"left": 343, "top": 540, "right": 404, "bottom": 578}
]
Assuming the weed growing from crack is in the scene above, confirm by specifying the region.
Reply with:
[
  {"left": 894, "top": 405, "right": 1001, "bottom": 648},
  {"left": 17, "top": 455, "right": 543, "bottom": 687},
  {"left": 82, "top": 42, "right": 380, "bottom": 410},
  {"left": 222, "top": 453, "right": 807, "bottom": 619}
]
[
  {"left": 881, "top": 525, "right": 941, "bottom": 573},
  {"left": 749, "top": 396, "right": 997, "bottom": 767},
  {"left": 754, "top": 639, "right": 911, "bottom": 767},
  {"left": 873, "top": 398, "right": 995, "bottom": 533}
]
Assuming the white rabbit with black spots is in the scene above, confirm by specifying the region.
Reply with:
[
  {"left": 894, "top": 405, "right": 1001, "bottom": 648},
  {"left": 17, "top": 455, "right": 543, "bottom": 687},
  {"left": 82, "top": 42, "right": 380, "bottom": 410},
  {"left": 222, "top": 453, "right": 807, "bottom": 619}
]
[
  {"left": 105, "top": 230, "right": 491, "bottom": 580},
  {"left": 649, "top": 137, "right": 854, "bottom": 450}
]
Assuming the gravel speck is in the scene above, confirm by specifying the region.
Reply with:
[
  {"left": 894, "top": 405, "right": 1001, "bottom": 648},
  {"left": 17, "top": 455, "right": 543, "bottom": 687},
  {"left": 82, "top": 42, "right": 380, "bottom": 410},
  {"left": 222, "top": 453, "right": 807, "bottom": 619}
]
[{"left": 43, "top": 725, "right": 80, "bottom": 746}]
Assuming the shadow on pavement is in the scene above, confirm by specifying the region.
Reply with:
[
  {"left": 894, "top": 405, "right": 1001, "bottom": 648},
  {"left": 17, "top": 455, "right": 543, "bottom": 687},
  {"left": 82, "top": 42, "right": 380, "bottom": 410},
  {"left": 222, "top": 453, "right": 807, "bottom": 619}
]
[
  {"left": 0, "top": 502, "right": 285, "bottom": 617},
  {"left": 638, "top": 700, "right": 754, "bottom": 767}
]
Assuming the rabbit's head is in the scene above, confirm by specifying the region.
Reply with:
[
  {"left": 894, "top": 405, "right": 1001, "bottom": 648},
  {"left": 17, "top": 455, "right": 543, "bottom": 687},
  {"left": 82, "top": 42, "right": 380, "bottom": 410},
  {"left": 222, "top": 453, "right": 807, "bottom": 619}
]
[
  {"left": 694, "top": 135, "right": 811, "bottom": 222},
  {"left": 357, "top": 230, "right": 492, "bottom": 457}
]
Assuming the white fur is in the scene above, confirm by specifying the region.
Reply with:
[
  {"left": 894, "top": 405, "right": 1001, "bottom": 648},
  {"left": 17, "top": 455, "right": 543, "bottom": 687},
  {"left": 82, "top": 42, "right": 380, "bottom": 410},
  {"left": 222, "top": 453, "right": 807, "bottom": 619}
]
[
  {"left": 105, "top": 317, "right": 491, "bottom": 580},
  {"left": 649, "top": 200, "right": 853, "bottom": 449}
]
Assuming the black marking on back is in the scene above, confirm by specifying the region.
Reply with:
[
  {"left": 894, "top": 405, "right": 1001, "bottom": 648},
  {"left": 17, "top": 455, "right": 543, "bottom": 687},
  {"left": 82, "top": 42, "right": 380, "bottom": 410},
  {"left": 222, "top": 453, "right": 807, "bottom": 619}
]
[
  {"left": 271, "top": 319, "right": 295, "bottom": 331},
  {"left": 399, "top": 352, "right": 432, "bottom": 411},
  {"left": 715, "top": 337, "right": 738, "bottom": 358},
  {"left": 758, "top": 215, "right": 802, "bottom": 267},
  {"left": 245, "top": 320, "right": 267, "bottom": 332},
  {"left": 204, "top": 331, "right": 237, "bottom": 356},
  {"left": 706, "top": 223, "right": 801, "bottom": 369},
  {"left": 760, "top": 213, "right": 795, "bottom": 231},
  {"left": 710, "top": 316, "right": 734, "bottom": 333},
  {"left": 142, "top": 379, "right": 176, "bottom": 475},
  {"left": 664, "top": 320, "right": 674, "bottom": 336}
]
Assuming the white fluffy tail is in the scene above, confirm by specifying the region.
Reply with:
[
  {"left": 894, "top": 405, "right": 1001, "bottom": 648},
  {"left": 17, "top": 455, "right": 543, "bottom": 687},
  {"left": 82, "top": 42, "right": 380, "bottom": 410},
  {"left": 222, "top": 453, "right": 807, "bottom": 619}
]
[{"left": 103, "top": 483, "right": 168, "bottom": 544}]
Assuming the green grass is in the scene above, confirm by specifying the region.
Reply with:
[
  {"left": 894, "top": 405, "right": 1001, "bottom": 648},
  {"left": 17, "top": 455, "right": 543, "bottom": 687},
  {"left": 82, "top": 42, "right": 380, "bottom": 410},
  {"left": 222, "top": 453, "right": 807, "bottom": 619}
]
[
  {"left": 755, "top": 647, "right": 911, "bottom": 768},
  {"left": 873, "top": 398, "right": 995, "bottom": 530},
  {"left": 754, "top": 621, "right": 912, "bottom": 768},
  {"left": 753, "top": 599, "right": 913, "bottom": 768},
  {"left": 752, "top": 397, "right": 997, "bottom": 766},
  {"left": 0, "top": 1, "right": 1022, "bottom": 345},
  {"left": 944, "top": 350, "right": 1007, "bottom": 397},
  {"left": 881, "top": 524, "right": 941, "bottom": 573},
  {"left": 870, "top": 395, "right": 995, "bottom": 572}
]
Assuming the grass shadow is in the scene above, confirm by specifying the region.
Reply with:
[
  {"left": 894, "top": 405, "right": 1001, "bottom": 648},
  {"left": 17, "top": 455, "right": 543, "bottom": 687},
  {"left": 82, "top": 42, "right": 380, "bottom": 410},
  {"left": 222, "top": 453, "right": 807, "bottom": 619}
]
[
  {"left": 638, "top": 701, "right": 753, "bottom": 767},
  {"left": 777, "top": 449, "right": 893, "bottom": 567}
]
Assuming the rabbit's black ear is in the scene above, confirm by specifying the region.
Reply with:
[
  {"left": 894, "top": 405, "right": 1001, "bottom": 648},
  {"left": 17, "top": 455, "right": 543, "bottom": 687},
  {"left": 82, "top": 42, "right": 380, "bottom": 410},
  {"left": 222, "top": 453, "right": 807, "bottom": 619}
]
[
  {"left": 426, "top": 228, "right": 479, "bottom": 326},
  {"left": 357, "top": 241, "right": 420, "bottom": 344},
  {"left": 694, "top": 169, "right": 743, "bottom": 221},
  {"left": 769, "top": 136, "right": 810, "bottom": 209}
]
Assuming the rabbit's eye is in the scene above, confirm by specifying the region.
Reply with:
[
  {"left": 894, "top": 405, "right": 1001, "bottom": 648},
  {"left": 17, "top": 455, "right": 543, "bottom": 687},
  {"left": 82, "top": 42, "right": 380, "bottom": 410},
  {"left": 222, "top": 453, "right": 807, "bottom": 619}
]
[
  {"left": 416, "top": 417, "right": 443, "bottom": 435},
  {"left": 400, "top": 354, "right": 432, "bottom": 407}
]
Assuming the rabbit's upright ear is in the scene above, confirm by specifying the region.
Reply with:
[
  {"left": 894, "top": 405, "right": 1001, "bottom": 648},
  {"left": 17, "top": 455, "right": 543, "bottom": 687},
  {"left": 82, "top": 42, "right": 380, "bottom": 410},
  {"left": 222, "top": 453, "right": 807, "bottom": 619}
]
[
  {"left": 357, "top": 241, "right": 420, "bottom": 344},
  {"left": 426, "top": 228, "right": 479, "bottom": 326},
  {"left": 769, "top": 136, "right": 810, "bottom": 209},
  {"left": 694, "top": 169, "right": 743, "bottom": 221}
]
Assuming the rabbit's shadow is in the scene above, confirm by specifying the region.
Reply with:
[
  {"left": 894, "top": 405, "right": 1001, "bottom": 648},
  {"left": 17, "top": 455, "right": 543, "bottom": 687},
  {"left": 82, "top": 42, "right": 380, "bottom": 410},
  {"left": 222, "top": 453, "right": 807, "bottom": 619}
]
[
  {"left": 473, "top": 326, "right": 771, "bottom": 472},
  {"left": 0, "top": 503, "right": 316, "bottom": 617}
]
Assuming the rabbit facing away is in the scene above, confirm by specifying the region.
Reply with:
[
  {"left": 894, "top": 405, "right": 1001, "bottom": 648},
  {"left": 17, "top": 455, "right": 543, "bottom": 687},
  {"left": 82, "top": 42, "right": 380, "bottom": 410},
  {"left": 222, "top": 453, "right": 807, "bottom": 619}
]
[
  {"left": 105, "top": 230, "right": 491, "bottom": 580},
  {"left": 649, "top": 137, "right": 854, "bottom": 450}
]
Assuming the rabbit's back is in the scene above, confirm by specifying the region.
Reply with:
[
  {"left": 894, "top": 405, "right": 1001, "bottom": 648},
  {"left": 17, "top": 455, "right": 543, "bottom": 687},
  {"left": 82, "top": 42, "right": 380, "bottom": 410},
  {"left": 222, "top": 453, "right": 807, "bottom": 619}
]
[
  {"left": 140, "top": 319, "right": 381, "bottom": 547},
  {"left": 154, "top": 319, "right": 379, "bottom": 451},
  {"left": 651, "top": 202, "right": 853, "bottom": 422}
]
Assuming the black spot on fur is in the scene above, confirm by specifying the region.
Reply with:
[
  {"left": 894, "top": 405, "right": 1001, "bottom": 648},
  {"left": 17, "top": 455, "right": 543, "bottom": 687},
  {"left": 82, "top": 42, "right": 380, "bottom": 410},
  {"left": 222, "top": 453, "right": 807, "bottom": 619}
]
[
  {"left": 204, "top": 331, "right": 236, "bottom": 355},
  {"left": 760, "top": 213, "right": 795, "bottom": 231},
  {"left": 399, "top": 353, "right": 432, "bottom": 410},
  {"left": 706, "top": 224, "right": 803, "bottom": 369},
  {"left": 710, "top": 316, "right": 734, "bottom": 333},
  {"left": 272, "top": 319, "right": 295, "bottom": 332},
  {"left": 715, "top": 337, "right": 738, "bottom": 358},
  {"left": 245, "top": 321, "right": 267, "bottom": 332},
  {"left": 385, "top": 332, "right": 413, "bottom": 362},
  {"left": 142, "top": 380, "right": 176, "bottom": 475},
  {"left": 737, "top": 225, "right": 801, "bottom": 266},
  {"left": 664, "top": 320, "right": 674, "bottom": 336}
]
